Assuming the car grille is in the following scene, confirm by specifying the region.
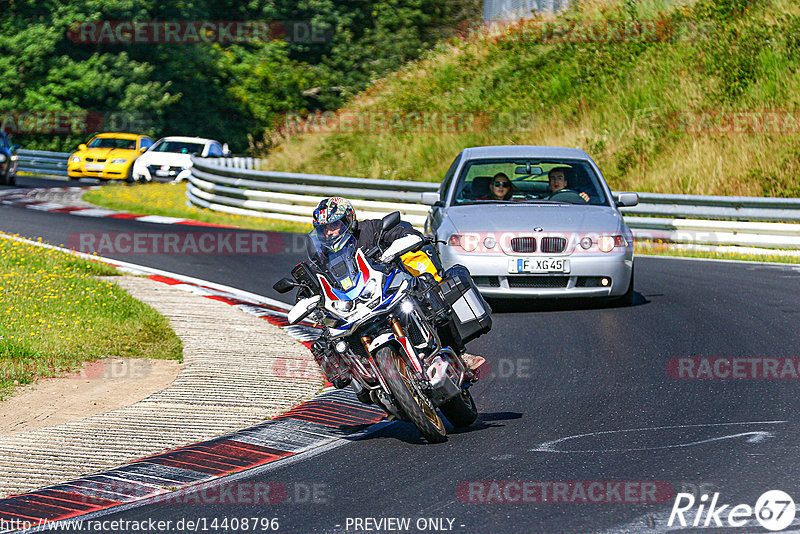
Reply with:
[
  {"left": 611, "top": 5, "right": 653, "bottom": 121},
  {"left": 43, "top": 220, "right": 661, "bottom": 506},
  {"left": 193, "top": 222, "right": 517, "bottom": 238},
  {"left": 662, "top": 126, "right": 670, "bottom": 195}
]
[
  {"left": 473, "top": 276, "right": 500, "bottom": 288},
  {"left": 540, "top": 237, "right": 566, "bottom": 253},
  {"left": 507, "top": 276, "right": 569, "bottom": 288},
  {"left": 148, "top": 165, "right": 184, "bottom": 176},
  {"left": 510, "top": 237, "right": 536, "bottom": 253},
  {"left": 85, "top": 158, "right": 106, "bottom": 163}
]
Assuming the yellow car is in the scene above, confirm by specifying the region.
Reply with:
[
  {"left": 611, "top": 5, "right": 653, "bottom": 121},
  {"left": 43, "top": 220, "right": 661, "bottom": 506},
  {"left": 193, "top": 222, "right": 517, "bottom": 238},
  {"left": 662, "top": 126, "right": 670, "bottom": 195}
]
[{"left": 68, "top": 133, "right": 154, "bottom": 182}]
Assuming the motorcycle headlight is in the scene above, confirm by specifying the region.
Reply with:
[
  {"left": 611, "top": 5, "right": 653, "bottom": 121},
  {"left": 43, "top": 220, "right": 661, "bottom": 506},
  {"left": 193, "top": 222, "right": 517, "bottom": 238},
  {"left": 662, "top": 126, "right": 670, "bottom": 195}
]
[
  {"left": 400, "top": 299, "right": 415, "bottom": 315},
  {"left": 71, "top": 156, "right": 81, "bottom": 163},
  {"left": 111, "top": 158, "right": 128, "bottom": 164},
  {"left": 332, "top": 300, "right": 354, "bottom": 313},
  {"left": 360, "top": 279, "right": 379, "bottom": 301}
]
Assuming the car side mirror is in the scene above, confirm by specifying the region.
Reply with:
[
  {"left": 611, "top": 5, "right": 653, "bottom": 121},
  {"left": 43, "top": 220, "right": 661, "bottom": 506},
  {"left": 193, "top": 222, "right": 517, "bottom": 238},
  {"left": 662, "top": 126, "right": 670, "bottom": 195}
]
[
  {"left": 421, "top": 192, "right": 442, "bottom": 206},
  {"left": 78, "top": 144, "right": 87, "bottom": 151},
  {"left": 381, "top": 211, "right": 401, "bottom": 233},
  {"left": 222, "top": 143, "right": 231, "bottom": 156},
  {"left": 616, "top": 192, "right": 639, "bottom": 207},
  {"left": 139, "top": 146, "right": 147, "bottom": 152},
  {"left": 273, "top": 277, "right": 298, "bottom": 294},
  {"left": 10, "top": 144, "right": 20, "bottom": 152}
]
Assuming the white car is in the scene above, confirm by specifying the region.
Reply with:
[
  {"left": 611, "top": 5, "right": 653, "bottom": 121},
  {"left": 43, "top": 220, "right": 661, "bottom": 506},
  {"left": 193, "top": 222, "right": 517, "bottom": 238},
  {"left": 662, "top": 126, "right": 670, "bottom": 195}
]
[{"left": 132, "top": 136, "right": 230, "bottom": 183}]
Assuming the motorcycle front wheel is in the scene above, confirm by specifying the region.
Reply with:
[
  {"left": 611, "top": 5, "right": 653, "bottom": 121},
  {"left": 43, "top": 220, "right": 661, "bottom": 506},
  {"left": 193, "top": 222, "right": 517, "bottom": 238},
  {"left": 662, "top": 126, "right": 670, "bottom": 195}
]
[{"left": 375, "top": 345, "right": 447, "bottom": 443}]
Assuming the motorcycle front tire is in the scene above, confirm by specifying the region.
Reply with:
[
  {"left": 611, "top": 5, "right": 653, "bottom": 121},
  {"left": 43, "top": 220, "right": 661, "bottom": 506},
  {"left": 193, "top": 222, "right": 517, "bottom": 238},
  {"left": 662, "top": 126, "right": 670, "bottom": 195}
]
[{"left": 375, "top": 345, "right": 447, "bottom": 444}]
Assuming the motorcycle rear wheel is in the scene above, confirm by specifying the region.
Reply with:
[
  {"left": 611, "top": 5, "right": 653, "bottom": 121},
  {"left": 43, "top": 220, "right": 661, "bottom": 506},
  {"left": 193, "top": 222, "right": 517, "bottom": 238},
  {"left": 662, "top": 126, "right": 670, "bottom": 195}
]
[
  {"left": 375, "top": 345, "right": 447, "bottom": 443},
  {"left": 439, "top": 389, "right": 478, "bottom": 428}
]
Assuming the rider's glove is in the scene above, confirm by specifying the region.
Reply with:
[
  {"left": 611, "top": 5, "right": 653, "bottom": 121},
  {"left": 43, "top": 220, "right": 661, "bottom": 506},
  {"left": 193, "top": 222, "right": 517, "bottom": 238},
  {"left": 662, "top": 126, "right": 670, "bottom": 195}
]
[{"left": 379, "top": 235, "right": 423, "bottom": 263}]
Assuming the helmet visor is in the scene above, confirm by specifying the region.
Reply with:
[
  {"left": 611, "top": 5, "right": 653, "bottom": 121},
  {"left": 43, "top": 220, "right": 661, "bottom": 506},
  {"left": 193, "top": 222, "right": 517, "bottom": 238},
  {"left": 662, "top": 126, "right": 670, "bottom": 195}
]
[{"left": 312, "top": 220, "right": 351, "bottom": 252}]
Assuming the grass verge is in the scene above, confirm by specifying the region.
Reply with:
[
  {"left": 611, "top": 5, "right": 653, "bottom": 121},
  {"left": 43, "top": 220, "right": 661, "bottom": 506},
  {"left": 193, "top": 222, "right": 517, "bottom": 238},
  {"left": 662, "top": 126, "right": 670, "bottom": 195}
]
[
  {"left": 83, "top": 182, "right": 311, "bottom": 234},
  {"left": 635, "top": 241, "right": 800, "bottom": 264},
  {"left": 0, "top": 234, "right": 183, "bottom": 400},
  {"left": 261, "top": 0, "right": 800, "bottom": 198}
]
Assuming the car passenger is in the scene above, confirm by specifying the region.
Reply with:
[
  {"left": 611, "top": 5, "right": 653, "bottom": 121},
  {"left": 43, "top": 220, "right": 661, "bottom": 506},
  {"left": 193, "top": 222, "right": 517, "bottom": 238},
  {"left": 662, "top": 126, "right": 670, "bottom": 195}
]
[
  {"left": 546, "top": 167, "right": 589, "bottom": 202},
  {"left": 481, "top": 173, "right": 515, "bottom": 201}
]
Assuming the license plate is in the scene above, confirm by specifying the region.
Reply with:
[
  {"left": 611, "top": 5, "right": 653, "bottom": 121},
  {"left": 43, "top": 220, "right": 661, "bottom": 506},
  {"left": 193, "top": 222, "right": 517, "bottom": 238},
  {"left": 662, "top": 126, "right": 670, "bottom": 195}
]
[
  {"left": 155, "top": 169, "right": 170, "bottom": 176},
  {"left": 85, "top": 163, "right": 104, "bottom": 171},
  {"left": 508, "top": 258, "right": 570, "bottom": 273}
]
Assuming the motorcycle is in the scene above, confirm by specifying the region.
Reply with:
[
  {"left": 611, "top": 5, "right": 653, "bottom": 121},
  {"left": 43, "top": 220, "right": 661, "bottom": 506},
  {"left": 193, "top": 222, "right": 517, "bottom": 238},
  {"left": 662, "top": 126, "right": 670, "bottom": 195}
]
[{"left": 273, "top": 212, "right": 492, "bottom": 443}]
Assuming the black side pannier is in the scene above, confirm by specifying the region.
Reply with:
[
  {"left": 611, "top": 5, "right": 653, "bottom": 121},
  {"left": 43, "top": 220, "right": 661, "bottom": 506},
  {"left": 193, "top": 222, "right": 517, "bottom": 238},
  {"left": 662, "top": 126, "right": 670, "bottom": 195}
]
[{"left": 439, "top": 265, "right": 492, "bottom": 344}]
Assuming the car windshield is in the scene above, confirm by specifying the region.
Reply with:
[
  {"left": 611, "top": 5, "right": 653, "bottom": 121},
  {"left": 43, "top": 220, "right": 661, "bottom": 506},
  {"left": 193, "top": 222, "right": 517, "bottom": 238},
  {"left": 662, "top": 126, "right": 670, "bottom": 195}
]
[
  {"left": 87, "top": 137, "right": 136, "bottom": 150},
  {"left": 152, "top": 141, "right": 204, "bottom": 154},
  {"left": 451, "top": 158, "right": 609, "bottom": 206}
]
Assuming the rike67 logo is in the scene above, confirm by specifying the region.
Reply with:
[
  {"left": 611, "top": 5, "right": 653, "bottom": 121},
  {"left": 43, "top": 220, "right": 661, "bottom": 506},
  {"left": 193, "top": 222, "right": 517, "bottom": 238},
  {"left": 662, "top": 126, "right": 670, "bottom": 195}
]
[{"left": 669, "top": 490, "right": 796, "bottom": 531}]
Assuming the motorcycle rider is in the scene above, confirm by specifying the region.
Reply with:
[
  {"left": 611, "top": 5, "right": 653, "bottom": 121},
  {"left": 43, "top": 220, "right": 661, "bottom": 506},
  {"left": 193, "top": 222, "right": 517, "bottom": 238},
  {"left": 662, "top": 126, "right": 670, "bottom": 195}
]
[{"left": 308, "top": 197, "right": 442, "bottom": 397}]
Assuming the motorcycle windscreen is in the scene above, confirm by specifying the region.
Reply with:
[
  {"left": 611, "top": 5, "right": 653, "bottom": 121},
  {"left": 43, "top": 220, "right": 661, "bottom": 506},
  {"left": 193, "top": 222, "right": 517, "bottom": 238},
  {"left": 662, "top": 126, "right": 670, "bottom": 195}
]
[{"left": 308, "top": 230, "right": 363, "bottom": 296}]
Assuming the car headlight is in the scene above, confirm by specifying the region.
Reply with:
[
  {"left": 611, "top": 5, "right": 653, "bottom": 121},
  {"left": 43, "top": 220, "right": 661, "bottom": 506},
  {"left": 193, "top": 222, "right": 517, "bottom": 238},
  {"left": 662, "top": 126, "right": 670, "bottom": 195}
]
[
  {"left": 71, "top": 156, "right": 81, "bottom": 163},
  {"left": 0, "top": 154, "right": 6, "bottom": 163},
  {"left": 580, "top": 237, "right": 593, "bottom": 250},
  {"left": 483, "top": 236, "right": 496, "bottom": 249},
  {"left": 598, "top": 235, "right": 616, "bottom": 252},
  {"left": 448, "top": 234, "right": 479, "bottom": 252},
  {"left": 111, "top": 158, "right": 128, "bottom": 164}
]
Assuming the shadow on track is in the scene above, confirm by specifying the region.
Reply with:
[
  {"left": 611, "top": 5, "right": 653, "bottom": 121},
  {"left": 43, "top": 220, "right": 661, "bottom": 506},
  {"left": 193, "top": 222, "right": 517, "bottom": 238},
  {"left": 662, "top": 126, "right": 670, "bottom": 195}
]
[
  {"left": 356, "top": 412, "right": 522, "bottom": 445},
  {"left": 486, "top": 292, "right": 649, "bottom": 314}
]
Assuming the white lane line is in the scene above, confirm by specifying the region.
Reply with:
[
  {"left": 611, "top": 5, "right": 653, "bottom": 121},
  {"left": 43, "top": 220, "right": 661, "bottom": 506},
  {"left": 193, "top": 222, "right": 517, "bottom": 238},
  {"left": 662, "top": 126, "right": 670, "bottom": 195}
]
[
  {"left": 70, "top": 208, "right": 122, "bottom": 217},
  {"left": 134, "top": 215, "right": 188, "bottom": 224},
  {"left": 529, "top": 421, "right": 787, "bottom": 453}
]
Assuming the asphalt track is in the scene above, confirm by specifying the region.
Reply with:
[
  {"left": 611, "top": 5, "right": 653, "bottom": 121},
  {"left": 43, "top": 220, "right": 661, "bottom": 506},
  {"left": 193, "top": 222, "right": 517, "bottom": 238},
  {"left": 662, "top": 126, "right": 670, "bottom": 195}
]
[{"left": 3, "top": 177, "right": 800, "bottom": 533}]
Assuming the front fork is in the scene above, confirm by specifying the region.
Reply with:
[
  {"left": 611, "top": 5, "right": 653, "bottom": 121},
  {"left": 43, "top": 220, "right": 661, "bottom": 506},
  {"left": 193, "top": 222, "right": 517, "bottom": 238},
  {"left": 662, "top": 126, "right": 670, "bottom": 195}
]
[{"left": 367, "top": 317, "right": 469, "bottom": 408}]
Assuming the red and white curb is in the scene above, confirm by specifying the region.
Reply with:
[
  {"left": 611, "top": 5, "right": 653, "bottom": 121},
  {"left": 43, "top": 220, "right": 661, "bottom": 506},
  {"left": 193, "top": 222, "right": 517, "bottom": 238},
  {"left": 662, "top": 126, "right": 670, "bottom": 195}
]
[
  {"left": 0, "top": 235, "right": 386, "bottom": 533},
  {"left": 0, "top": 187, "right": 233, "bottom": 228}
]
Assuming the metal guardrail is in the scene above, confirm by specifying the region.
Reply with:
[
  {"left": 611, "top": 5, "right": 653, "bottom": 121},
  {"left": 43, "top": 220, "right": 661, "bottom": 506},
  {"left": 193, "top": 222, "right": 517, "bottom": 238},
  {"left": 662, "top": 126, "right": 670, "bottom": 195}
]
[
  {"left": 187, "top": 156, "right": 436, "bottom": 226},
  {"left": 16, "top": 149, "right": 70, "bottom": 177},
  {"left": 12, "top": 150, "right": 800, "bottom": 249},
  {"left": 621, "top": 193, "right": 800, "bottom": 223},
  {"left": 187, "top": 157, "right": 800, "bottom": 249}
]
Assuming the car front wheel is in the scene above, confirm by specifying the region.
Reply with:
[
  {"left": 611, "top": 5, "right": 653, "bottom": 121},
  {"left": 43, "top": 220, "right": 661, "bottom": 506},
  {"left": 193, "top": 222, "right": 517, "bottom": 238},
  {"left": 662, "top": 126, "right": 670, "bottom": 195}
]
[{"left": 614, "top": 265, "right": 635, "bottom": 307}]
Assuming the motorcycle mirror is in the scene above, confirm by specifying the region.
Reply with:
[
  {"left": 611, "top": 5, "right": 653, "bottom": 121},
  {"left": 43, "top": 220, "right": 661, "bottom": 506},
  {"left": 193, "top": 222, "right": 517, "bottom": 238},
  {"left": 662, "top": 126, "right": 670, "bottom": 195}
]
[
  {"left": 273, "top": 277, "right": 298, "bottom": 294},
  {"left": 381, "top": 211, "right": 400, "bottom": 234}
]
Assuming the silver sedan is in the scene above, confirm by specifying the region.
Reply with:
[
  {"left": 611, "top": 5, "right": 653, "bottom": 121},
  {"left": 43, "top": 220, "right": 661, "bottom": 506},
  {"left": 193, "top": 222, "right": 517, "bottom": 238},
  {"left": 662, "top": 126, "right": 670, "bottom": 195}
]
[{"left": 422, "top": 146, "right": 639, "bottom": 303}]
